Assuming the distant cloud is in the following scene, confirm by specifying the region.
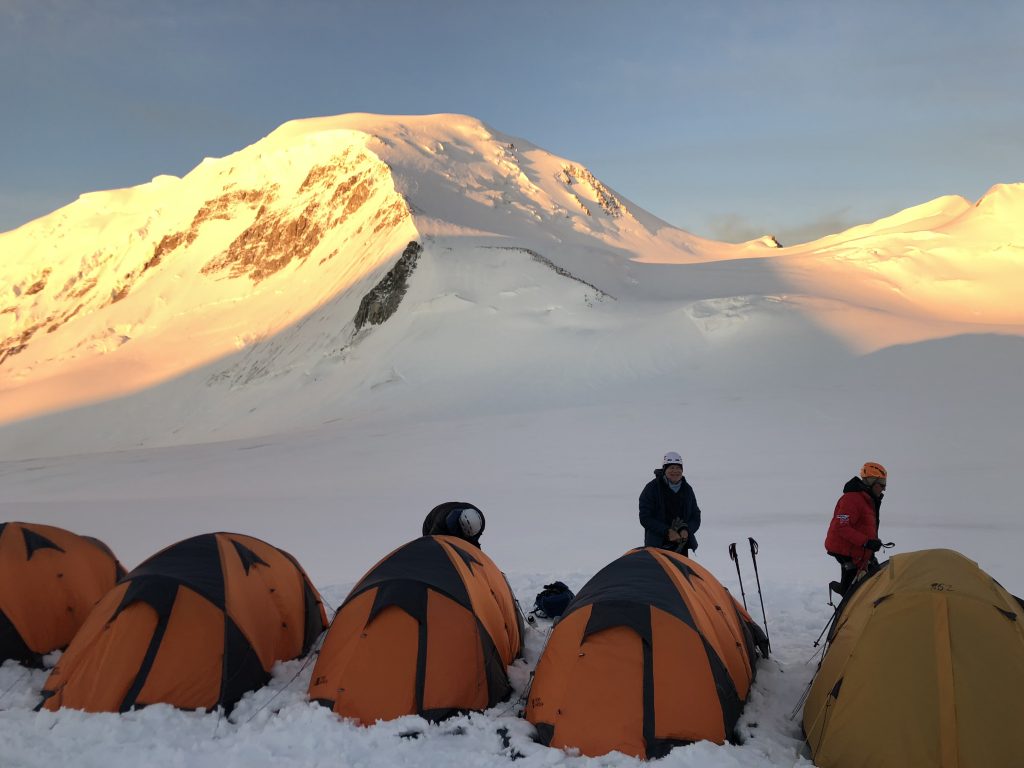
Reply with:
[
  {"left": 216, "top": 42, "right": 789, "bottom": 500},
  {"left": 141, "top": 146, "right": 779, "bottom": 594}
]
[
  {"left": 704, "top": 213, "right": 767, "bottom": 245},
  {"left": 775, "top": 210, "right": 859, "bottom": 247},
  {"left": 706, "top": 209, "right": 858, "bottom": 247}
]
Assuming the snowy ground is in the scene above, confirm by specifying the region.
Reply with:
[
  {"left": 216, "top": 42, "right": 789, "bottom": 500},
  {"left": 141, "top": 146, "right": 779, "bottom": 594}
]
[
  {"left": 0, "top": 573, "right": 823, "bottom": 768},
  {"left": 2, "top": 329, "right": 1022, "bottom": 768},
  {"left": 2, "top": 392, "right": 1021, "bottom": 767}
]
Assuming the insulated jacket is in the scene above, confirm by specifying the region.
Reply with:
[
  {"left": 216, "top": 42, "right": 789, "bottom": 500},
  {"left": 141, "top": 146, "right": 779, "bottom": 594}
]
[
  {"left": 824, "top": 476, "right": 881, "bottom": 569},
  {"left": 421, "top": 501, "right": 485, "bottom": 547},
  {"left": 639, "top": 469, "right": 701, "bottom": 550}
]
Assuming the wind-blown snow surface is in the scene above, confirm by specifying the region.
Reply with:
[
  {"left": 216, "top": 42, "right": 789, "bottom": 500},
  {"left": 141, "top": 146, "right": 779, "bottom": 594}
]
[{"left": 1, "top": 114, "right": 1024, "bottom": 767}]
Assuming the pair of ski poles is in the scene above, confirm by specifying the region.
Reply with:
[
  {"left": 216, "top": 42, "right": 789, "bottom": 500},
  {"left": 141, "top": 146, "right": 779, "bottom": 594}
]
[{"left": 728, "top": 537, "right": 771, "bottom": 653}]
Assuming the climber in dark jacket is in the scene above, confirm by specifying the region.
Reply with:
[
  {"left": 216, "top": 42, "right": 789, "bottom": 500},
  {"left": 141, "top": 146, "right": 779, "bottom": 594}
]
[
  {"left": 639, "top": 452, "right": 701, "bottom": 556},
  {"left": 422, "top": 501, "right": 485, "bottom": 548}
]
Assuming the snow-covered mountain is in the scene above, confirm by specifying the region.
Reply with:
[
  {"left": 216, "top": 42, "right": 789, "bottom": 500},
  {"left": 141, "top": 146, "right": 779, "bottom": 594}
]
[
  {"left": 3, "top": 113, "right": 1021, "bottom": 458},
  {"left": 2, "top": 114, "right": 1024, "bottom": 768}
]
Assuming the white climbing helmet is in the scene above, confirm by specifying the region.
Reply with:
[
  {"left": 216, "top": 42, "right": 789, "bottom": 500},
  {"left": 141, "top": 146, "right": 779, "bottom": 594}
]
[
  {"left": 456, "top": 507, "right": 484, "bottom": 538},
  {"left": 663, "top": 451, "right": 683, "bottom": 468}
]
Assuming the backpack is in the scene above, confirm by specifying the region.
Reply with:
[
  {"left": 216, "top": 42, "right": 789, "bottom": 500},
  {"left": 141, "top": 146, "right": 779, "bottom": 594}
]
[{"left": 531, "top": 581, "right": 575, "bottom": 620}]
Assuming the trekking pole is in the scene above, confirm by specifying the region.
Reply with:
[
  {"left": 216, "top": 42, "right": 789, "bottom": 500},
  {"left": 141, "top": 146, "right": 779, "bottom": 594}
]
[
  {"left": 788, "top": 677, "right": 815, "bottom": 721},
  {"left": 748, "top": 537, "right": 771, "bottom": 653},
  {"left": 811, "top": 606, "right": 839, "bottom": 650},
  {"left": 727, "top": 543, "right": 747, "bottom": 610}
]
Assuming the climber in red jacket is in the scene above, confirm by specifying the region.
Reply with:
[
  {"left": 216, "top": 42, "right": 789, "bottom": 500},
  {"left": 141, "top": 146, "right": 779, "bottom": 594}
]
[{"left": 825, "top": 461, "right": 887, "bottom": 597}]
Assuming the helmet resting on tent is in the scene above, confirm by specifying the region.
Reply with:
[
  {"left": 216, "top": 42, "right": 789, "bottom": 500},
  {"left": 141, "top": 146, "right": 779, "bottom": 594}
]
[
  {"left": 446, "top": 507, "right": 484, "bottom": 538},
  {"left": 422, "top": 501, "right": 486, "bottom": 544}
]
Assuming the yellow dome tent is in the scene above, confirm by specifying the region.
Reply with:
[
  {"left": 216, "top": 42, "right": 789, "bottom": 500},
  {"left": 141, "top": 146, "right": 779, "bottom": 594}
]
[{"left": 803, "top": 548, "right": 1024, "bottom": 768}]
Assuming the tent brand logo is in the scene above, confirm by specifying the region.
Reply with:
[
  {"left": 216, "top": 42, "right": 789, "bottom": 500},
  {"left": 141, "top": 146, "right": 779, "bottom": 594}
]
[{"left": 930, "top": 582, "right": 954, "bottom": 591}]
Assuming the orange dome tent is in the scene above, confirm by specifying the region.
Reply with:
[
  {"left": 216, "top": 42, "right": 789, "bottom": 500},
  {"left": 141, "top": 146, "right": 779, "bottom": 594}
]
[
  {"left": 39, "top": 532, "right": 327, "bottom": 713},
  {"left": 525, "top": 547, "right": 768, "bottom": 759},
  {"left": 0, "top": 521, "right": 125, "bottom": 666},
  {"left": 308, "top": 535, "right": 523, "bottom": 724}
]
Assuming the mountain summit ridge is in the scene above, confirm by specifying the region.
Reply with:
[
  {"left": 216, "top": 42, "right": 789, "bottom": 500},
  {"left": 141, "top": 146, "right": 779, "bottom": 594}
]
[
  {"left": 1, "top": 113, "right": 1022, "bottom": 453},
  {"left": 0, "top": 113, "right": 756, "bottom": 402}
]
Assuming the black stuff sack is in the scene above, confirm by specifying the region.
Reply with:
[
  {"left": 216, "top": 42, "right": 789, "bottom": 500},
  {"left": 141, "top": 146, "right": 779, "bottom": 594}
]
[{"left": 531, "top": 581, "right": 575, "bottom": 620}]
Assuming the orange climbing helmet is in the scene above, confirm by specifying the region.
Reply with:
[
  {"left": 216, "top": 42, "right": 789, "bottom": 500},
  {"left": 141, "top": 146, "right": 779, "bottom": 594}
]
[{"left": 860, "top": 461, "right": 888, "bottom": 481}]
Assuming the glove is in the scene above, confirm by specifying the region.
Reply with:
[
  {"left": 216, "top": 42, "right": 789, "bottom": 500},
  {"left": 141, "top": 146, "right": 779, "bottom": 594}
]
[{"left": 864, "top": 539, "right": 882, "bottom": 552}]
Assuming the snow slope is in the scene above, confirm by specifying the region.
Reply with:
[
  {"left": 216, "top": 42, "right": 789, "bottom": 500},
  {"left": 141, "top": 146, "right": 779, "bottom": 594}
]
[
  {"left": 3, "top": 114, "right": 1021, "bottom": 451},
  {"left": 1, "top": 114, "right": 1023, "bottom": 767}
]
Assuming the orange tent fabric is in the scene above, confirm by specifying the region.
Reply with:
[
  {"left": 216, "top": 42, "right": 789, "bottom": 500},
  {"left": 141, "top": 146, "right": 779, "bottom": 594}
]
[
  {"left": 0, "top": 521, "right": 125, "bottom": 665},
  {"left": 39, "top": 532, "right": 327, "bottom": 713},
  {"left": 309, "top": 535, "right": 523, "bottom": 724},
  {"left": 525, "top": 547, "right": 768, "bottom": 759}
]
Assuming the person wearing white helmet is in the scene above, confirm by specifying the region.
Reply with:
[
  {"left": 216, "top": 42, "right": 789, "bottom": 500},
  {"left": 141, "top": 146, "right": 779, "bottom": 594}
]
[
  {"left": 422, "top": 501, "right": 486, "bottom": 547},
  {"left": 638, "top": 451, "right": 702, "bottom": 556}
]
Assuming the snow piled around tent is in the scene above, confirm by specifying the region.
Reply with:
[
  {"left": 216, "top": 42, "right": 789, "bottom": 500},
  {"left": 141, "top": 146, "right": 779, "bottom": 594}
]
[{"left": 0, "top": 575, "right": 824, "bottom": 768}]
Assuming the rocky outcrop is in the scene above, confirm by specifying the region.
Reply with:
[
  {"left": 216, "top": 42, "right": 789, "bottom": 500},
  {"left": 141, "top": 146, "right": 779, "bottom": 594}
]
[
  {"left": 199, "top": 152, "right": 408, "bottom": 284},
  {"left": 149, "top": 153, "right": 410, "bottom": 287},
  {"left": 558, "top": 164, "right": 631, "bottom": 220},
  {"left": 0, "top": 324, "right": 37, "bottom": 365},
  {"left": 24, "top": 269, "right": 51, "bottom": 296},
  {"left": 353, "top": 241, "right": 422, "bottom": 331}
]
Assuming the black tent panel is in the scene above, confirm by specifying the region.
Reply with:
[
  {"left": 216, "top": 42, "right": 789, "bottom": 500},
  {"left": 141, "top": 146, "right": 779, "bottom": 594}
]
[
  {"left": 0, "top": 608, "right": 37, "bottom": 666},
  {"left": 220, "top": 615, "right": 270, "bottom": 712},
  {"left": 128, "top": 534, "right": 227, "bottom": 609},
  {"left": 230, "top": 539, "right": 270, "bottom": 575},
  {"left": 21, "top": 528, "right": 65, "bottom": 559},
  {"left": 571, "top": 549, "right": 696, "bottom": 630},
  {"left": 349, "top": 538, "right": 471, "bottom": 610}
]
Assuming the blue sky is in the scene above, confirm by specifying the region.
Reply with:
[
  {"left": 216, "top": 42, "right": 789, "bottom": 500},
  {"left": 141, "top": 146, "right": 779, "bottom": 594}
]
[{"left": 2, "top": 0, "right": 1022, "bottom": 243}]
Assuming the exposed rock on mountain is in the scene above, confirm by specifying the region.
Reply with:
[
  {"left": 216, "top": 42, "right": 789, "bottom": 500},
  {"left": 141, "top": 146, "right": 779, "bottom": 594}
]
[{"left": 354, "top": 241, "right": 422, "bottom": 331}]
